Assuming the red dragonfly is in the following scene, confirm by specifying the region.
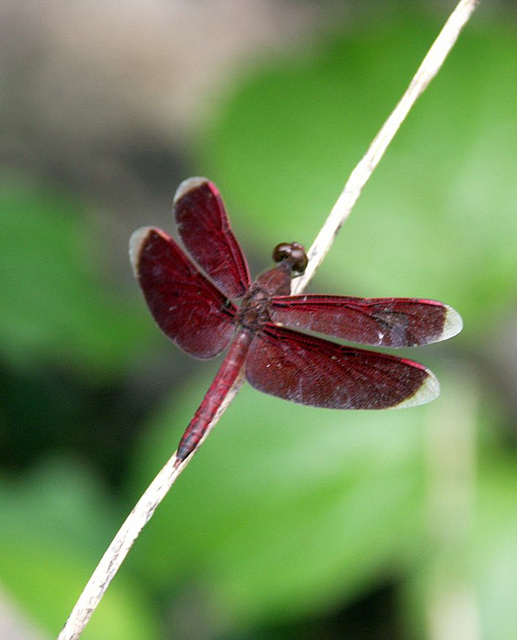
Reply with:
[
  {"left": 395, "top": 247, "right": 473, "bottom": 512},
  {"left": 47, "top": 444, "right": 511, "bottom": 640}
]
[{"left": 130, "top": 178, "right": 462, "bottom": 463}]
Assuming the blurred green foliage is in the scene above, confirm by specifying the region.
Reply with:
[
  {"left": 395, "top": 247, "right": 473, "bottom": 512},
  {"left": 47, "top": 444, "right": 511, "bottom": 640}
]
[
  {"left": 2, "top": 7, "right": 517, "bottom": 640},
  {"left": 0, "top": 175, "right": 151, "bottom": 378},
  {"left": 0, "top": 461, "right": 161, "bottom": 639},
  {"left": 128, "top": 375, "right": 427, "bottom": 630}
]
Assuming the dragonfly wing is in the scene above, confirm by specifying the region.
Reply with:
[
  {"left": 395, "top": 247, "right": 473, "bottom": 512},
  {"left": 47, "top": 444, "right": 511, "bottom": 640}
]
[
  {"left": 270, "top": 295, "right": 462, "bottom": 347},
  {"left": 246, "top": 324, "right": 439, "bottom": 409},
  {"left": 130, "top": 227, "right": 236, "bottom": 359},
  {"left": 174, "top": 178, "right": 251, "bottom": 300}
]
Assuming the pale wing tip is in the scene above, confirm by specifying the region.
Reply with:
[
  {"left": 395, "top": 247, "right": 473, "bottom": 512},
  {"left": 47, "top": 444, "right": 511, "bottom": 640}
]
[
  {"left": 129, "top": 226, "right": 155, "bottom": 277},
  {"left": 173, "top": 177, "right": 210, "bottom": 204},
  {"left": 395, "top": 368, "right": 440, "bottom": 409},
  {"left": 441, "top": 304, "right": 463, "bottom": 341}
]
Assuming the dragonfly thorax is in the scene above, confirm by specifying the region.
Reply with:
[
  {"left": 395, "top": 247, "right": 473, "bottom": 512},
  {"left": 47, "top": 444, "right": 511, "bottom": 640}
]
[
  {"left": 237, "top": 257, "right": 298, "bottom": 331},
  {"left": 237, "top": 283, "right": 273, "bottom": 332}
]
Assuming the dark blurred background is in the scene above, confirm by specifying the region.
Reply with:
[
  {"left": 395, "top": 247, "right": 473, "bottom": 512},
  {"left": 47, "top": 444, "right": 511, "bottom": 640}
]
[{"left": 2, "top": 1, "right": 517, "bottom": 638}]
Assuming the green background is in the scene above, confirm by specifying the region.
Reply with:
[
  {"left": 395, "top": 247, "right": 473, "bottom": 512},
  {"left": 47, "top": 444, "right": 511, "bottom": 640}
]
[{"left": 2, "top": 3, "right": 517, "bottom": 639}]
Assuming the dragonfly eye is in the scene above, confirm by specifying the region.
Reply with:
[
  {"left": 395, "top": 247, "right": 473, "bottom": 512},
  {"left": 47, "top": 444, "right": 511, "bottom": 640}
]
[{"left": 272, "top": 242, "right": 308, "bottom": 275}]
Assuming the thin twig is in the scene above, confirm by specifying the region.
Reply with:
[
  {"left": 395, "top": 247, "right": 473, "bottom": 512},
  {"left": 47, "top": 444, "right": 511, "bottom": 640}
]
[{"left": 57, "top": 1, "right": 479, "bottom": 638}]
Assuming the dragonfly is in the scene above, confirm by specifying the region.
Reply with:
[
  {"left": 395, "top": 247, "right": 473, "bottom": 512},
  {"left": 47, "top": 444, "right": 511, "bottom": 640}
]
[{"left": 130, "top": 177, "right": 462, "bottom": 464}]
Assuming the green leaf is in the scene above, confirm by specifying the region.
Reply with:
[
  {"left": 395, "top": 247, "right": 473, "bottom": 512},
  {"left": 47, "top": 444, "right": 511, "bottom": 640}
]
[
  {"left": 0, "top": 174, "right": 152, "bottom": 378},
  {"left": 0, "top": 459, "right": 160, "bottom": 640},
  {"left": 128, "top": 370, "right": 430, "bottom": 628}
]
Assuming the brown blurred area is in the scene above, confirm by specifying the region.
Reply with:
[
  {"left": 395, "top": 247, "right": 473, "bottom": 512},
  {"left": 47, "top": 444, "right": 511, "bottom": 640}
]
[{"left": 1, "top": 0, "right": 340, "bottom": 268}]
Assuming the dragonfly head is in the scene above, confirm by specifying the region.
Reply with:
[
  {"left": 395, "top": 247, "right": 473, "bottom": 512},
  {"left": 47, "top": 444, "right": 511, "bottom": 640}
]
[{"left": 272, "top": 242, "right": 308, "bottom": 276}]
